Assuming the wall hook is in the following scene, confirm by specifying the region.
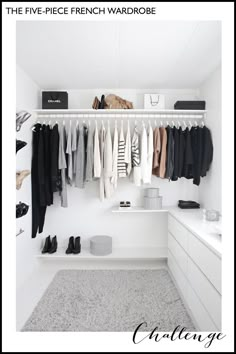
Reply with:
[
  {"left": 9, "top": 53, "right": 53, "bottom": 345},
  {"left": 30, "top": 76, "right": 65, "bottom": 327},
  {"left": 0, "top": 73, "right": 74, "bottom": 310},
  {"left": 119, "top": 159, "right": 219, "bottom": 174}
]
[{"left": 16, "top": 228, "right": 24, "bottom": 237}]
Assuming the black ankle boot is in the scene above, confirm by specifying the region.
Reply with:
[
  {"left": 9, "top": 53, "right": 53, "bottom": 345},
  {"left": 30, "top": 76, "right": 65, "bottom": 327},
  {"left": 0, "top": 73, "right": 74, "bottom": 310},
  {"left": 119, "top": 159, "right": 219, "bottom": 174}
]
[
  {"left": 66, "top": 236, "right": 74, "bottom": 254},
  {"left": 72, "top": 236, "right": 81, "bottom": 254},
  {"left": 48, "top": 236, "right": 57, "bottom": 254},
  {"left": 42, "top": 236, "right": 51, "bottom": 254}
]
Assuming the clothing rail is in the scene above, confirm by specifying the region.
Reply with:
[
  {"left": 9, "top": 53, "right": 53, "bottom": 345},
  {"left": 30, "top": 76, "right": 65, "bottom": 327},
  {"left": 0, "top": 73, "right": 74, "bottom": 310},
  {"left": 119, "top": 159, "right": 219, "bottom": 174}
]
[{"left": 33, "top": 109, "right": 206, "bottom": 119}]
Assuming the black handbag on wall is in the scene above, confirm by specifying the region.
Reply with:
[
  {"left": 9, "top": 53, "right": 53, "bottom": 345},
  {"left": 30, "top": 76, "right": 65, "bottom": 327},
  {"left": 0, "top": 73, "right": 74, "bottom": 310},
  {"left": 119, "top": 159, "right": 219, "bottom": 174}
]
[{"left": 42, "top": 91, "right": 68, "bottom": 109}]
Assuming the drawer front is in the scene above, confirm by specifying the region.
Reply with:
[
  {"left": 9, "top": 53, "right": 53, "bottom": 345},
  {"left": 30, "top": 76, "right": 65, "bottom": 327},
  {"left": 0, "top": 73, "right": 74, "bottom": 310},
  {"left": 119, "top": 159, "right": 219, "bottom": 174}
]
[
  {"left": 168, "top": 250, "right": 188, "bottom": 299},
  {"left": 188, "top": 256, "right": 221, "bottom": 329},
  {"left": 168, "top": 215, "right": 188, "bottom": 251},
  {"left": 188, "top": 231, "right": 221, "bottom": 294},
  {"left": 186, "top": 281, "right": 218, "bottom": 331},
  {"left": 168, "top": 232, "right": 188, "bottom": 275}
]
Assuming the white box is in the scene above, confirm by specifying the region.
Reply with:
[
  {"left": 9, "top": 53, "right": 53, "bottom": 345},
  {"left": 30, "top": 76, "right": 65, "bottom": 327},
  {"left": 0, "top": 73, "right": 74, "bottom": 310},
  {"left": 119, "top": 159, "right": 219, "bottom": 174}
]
[{"left": 144, "top": 94, "right": 165, "bottom": 109}]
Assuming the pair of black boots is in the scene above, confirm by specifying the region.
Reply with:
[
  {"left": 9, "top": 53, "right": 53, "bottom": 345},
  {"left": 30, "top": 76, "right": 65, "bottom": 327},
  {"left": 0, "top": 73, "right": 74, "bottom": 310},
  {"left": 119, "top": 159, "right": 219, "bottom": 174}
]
[
  {"left": 66, "top": 236, "right": 81, "bottom": 254},
  {"left": 42, "top": 235, "right": 58, "bottom": 254}
]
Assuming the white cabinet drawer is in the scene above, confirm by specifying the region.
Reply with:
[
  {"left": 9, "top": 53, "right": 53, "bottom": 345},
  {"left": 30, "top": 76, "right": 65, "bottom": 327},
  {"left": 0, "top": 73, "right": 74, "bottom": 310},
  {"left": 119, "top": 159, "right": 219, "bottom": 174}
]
[
  {"left": 188, "top": 256, "right": 221, "bottom": 330},
  {"left": 188, "top": 231, "right": 221, "bottom": 294},
  {"left": 168, "top": 215, "right": 188, "bottom": 251},
  {"left": 168, "top": 250, "right": 188, "bottom": 299},
  {"left": 168, "top": 232, "right": 188, "bottom": 275},
  {"left": 186, "top": 281, "right": 218, "bottom": 331}
]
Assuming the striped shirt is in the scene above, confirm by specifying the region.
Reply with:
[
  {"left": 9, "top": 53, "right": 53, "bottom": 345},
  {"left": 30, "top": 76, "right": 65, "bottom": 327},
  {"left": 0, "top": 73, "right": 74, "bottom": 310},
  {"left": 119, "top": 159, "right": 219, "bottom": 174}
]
[
  {"left": 131, "top": 126, "right": 140, "bottom": 167},
  {"left": 118, "top": 125, "right": 126, "bottom": 178}
]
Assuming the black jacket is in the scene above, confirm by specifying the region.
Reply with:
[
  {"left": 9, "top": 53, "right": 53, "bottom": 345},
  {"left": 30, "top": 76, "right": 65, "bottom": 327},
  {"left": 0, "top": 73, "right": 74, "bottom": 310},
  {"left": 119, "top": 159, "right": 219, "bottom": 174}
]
[
  {"left": 178, "top": 127, "right": 185, "bottom": 178},
  {"left": 182, "top": 127, "right": 193, "bottom": 179},
  {"left": 165, "top": 126, "right": 174, "bottom": 179},
  {"left": 191, "top": 126, "right": 203, "bottom": 186},
  {"left": 171, "top": 127, "right": 179, "bottom": 181},
  {"left": 201, "top": 126, "right": 213, "bottom": 177}
]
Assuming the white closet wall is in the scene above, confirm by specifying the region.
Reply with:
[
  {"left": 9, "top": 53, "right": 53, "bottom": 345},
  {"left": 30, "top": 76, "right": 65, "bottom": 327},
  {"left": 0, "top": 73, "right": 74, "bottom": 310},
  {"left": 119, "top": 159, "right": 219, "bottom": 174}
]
[
  {"left": 16, "top": 65, "right": 40, "bottom": 289},
  {"left": 199, "top": 65, "right": 221, "bottom": 212}
]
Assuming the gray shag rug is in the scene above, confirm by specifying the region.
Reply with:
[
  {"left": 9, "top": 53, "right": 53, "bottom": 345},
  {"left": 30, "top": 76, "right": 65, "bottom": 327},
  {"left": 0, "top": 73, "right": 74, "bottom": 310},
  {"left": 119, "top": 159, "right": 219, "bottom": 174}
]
[{"left": 22, "top": 269, "right": 195, "bottom": 332}]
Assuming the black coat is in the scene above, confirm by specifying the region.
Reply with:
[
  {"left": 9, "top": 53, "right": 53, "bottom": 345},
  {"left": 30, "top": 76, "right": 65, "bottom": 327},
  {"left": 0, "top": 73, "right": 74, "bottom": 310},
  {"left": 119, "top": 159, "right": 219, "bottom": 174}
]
[
  {"left": 201, "top": 126, "right": 213, "bottom": 177},
  {"left": 182, "top": 127, "right": 193, "bottom": 179},
  {"left": 171, "top": 127, "right": 179, "bottom": 181},
  {"left": 191, "top": 126, "right": 203, "bottom": 186},
  {"left": 165, "top": 126, "right": 174, "bottom": 179}
]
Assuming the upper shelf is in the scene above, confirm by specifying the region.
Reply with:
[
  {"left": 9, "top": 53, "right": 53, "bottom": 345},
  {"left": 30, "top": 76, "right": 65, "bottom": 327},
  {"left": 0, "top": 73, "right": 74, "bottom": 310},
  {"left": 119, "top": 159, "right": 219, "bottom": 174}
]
[{"left": 33, "top": 109, "right": 207, "bottom": 116}]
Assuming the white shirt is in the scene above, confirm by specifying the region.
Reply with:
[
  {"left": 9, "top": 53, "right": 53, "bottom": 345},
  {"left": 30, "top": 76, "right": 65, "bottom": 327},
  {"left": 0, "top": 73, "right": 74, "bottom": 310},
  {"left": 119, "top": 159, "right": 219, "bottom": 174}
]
[
  {"left": 141, "top": 125, "right": 148, "bottom": 183},
  {"left": 111, "top": 122, "right": 118, "bottom": 189},
  {"left": 146, "top": 124, "right": 154, "bottom": 184},
  {"left": 93, "top": 122, "right": 101, "bottom": 178},
  {"left": 104, "top": 123, "right": 113, "bottom": 198}
]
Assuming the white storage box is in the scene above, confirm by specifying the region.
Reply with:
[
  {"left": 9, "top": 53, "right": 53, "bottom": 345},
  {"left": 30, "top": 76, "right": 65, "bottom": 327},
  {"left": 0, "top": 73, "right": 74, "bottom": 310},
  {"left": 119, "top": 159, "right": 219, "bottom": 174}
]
[
  {"left": 144, "top": 196, "right": 162, "bottom": 210},
  {"left": 90, "top": 235, "right": 112, "bottom": 256},
  {"left": 144, "top": 188, "right": 159, "bottom": 198}
]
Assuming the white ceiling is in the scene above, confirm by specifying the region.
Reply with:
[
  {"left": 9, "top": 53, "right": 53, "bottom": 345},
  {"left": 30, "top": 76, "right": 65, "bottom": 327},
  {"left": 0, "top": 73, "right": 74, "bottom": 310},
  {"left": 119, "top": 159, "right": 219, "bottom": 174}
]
[{"left": 16, "top": 21, "right": 221, "bottom": 89}]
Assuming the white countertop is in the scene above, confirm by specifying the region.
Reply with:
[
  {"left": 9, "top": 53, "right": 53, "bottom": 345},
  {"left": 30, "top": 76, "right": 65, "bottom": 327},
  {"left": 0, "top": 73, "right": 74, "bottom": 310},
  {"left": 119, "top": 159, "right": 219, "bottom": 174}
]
[{"left": 167, "top": 207, "right": 222, "bottom": 258}]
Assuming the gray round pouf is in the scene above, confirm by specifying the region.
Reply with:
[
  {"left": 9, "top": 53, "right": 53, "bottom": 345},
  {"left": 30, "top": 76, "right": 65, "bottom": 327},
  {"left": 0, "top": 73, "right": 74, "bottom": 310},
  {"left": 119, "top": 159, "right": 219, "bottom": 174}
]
[{"left": 90, "top": 235, "right": 112, "bottom": 256}]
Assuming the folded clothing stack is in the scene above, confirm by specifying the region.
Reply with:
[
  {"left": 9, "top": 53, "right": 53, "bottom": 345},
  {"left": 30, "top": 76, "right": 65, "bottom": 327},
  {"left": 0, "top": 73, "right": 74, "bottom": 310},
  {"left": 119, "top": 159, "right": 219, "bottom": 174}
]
[{"left": 178, "top": 200, "right": 200, "bottom": 209}]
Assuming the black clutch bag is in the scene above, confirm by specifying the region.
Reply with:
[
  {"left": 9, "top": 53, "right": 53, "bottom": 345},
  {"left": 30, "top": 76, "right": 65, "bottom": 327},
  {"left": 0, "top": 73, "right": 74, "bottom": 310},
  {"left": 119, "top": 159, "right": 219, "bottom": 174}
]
[
  {"left": 42, "top": 91, "right": 68, "bottom": 109},
  {"left": 174, "top": 101, "right": 206, "bottom": 110}
]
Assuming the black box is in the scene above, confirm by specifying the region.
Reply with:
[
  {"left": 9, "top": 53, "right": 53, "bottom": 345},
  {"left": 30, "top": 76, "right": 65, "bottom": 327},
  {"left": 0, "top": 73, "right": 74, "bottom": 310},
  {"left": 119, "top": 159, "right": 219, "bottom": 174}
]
[
  {"left": 174, "top": 101, "right": 206, "bottom": 110},
  {"left": 42, "top": 91, "right": 68, "bottom": 109}
]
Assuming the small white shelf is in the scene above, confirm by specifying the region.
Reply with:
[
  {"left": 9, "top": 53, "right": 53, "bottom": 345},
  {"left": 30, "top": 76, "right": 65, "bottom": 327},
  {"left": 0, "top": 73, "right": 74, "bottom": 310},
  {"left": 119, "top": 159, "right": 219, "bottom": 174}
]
[
  {"left": 111, "top": 207, "right": 168, "bottom": 213},
  {"left": 36, "top": 247, "right": 167, "bottom": 260}
]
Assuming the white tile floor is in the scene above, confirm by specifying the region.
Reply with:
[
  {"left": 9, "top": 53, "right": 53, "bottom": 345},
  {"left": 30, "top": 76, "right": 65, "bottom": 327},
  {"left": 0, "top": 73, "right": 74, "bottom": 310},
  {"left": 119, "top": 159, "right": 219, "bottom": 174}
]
[{"left": 16, "top": 259, "right": 167, "bottom": 331}]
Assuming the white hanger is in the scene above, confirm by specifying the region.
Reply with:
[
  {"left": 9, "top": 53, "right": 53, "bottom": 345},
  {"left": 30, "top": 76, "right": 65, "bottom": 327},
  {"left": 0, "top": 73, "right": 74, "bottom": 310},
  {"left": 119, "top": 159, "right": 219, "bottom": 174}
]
[
  {"left": 201, "top": 120, "right": 205, "bottom": 127},
  {"left": 166, "top": 121, "right": 169, "bottom": 127},
  {"left": 195, "top": 120, "right": 198, "bottom": 127},
  {"left": 160, "top": 120, "right": 163, "bottom": 127},
  {"left": 189, "top": 121, "right": 192, "bottom": 128},
  {"left": 154, "top": 120, "right": 157, "bottom": 127},
  {"left": 172, "top": 120, "right": 175, "bottom": 127}
]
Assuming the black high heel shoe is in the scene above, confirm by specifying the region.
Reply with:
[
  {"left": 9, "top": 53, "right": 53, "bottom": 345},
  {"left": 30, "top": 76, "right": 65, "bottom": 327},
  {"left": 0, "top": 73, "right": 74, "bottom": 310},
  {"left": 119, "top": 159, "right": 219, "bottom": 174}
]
[
  {"left": 16, "top": 140, "right": 27, "bottom": 153},
  {"left": 16, "top": 202, "right": 29, "bottom": 218},
  {"left": 42, "top": 236, "right": 52, "bottom": 254},
  {"left": 48, "top": 236, "right": 57, "bottom": 254}
]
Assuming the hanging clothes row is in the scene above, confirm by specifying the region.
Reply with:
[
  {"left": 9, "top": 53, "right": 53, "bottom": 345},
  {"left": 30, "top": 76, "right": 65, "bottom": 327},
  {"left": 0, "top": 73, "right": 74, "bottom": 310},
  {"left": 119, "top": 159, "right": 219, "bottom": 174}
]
[{"left": 31, "top": 120, "right": 213, "bottom": 237}]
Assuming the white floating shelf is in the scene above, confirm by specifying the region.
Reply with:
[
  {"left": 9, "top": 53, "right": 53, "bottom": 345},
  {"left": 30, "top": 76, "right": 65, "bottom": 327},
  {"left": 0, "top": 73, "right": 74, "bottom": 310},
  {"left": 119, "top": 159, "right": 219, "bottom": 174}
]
[
  {"left": 36, "top": 247, "right": 167, "bottom": 260},
  {"left": 33, "top": 109, "right": 206, "bottom": 116},
  {"left": 111, "top": 207, "right": 168, "bottom": 213}
]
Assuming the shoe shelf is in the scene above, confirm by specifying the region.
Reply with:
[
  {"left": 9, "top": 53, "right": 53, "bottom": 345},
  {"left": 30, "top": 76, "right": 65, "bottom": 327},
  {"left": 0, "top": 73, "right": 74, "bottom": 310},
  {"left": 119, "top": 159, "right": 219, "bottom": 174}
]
[
  {"left": 111, "top": 207, "right": 168, "bottom": 213},
  {"left": 36, "top": 247, "right": 167, "bottom": 260}
]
